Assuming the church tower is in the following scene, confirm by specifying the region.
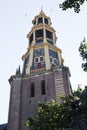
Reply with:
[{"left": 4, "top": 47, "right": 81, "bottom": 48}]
[{"left": 8, "top": 10, "right": 72, "bottom": 130}]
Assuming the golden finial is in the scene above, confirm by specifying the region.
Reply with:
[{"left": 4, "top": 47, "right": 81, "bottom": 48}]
[{"left": 40, "top": 6, "right": 45, "bottom": 14}]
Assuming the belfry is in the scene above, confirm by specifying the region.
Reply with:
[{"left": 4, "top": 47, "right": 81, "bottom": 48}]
[{"left": 8, "top": 10, "right": 72, "bottom": 130}]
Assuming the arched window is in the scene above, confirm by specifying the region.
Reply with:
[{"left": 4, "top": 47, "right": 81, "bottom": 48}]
[
  {"left": 30, "top": 82, "right": 35, "bottom": 97},
  {"left": 41, "top": 80, "right": 46, "bottom": 95}
]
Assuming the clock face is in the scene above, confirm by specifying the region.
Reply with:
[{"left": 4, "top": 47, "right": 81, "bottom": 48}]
[{"left": 34, "top": 48, "right": 44, "bottom": 56}]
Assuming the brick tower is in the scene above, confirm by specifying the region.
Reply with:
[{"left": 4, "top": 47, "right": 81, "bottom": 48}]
[{"left": 8, "top": 10, "right": 72, "bottom": 130}]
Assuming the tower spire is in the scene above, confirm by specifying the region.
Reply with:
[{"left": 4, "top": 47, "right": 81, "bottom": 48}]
[
  {"left": 41, "top": 5, "right": 43, "bottom": 11},
  {"left": 39, "top": 6, "right": 45, "bottom": 15}
]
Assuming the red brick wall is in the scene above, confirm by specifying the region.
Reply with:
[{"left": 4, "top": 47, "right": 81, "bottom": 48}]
[{"left": 8, "top": 66, "right": 72, "bottom": 130}]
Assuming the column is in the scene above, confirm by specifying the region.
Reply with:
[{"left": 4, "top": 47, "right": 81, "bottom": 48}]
[
  {"left": 57, "top": 51, "right": 61, "bottom": 65},
  {"left": 53, "top": 33, "right": 55, "bottom": 44},
  {"left": 44, "top": 45, "right": 50, "bottom": 70},
  {"left": 43, "top": 28, "right": 47, "bottom": 43},
  {"left": 32, "top": 31, "right": 35, "bottom": 45},
  {"left": 36, "top": 18, "right": 38, "bottom": 25}
]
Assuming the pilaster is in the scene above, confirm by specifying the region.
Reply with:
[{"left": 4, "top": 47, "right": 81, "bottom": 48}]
[
  {"left": 44, "top": 45, "right": 50, "bottom": 70},
  {"left": 43, "top": 28, "right": 47, "bottom": 43},
  {"left": 57, "top": 51, "right": 62, "bottom": 65},
  {"left": 32, "top": 31, "right": 35, "bottom": 45}
]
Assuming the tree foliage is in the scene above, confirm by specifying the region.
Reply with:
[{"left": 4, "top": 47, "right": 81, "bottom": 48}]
[
  {"left": 26, "top": 87, "right": 87, "bottom": 130},
  {"left": 79, "top": 38, "right": 87, "bottom": 71},
  {"left": 60, "top": 0, "right": 87, "bottom": 13}
]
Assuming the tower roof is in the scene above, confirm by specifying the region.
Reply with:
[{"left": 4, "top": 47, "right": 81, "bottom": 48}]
[{"left": 32, "top": 10, "right": 51, "bottom": 25}]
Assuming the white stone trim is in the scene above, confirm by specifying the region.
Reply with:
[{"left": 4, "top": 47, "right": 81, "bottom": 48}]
[
  {"left": 44, "top": 45, "right": 50, "bottom": 70},
  {"left": 26, "top": 47, "right": 33, "bottom": 74},
  {"left": 57, "top": 51, "right": 61, "bottom": 65}
]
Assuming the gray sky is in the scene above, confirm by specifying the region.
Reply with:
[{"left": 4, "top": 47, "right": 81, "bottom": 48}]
[{"left": 0, "top": 0, "right": 87, "bottom": 124}]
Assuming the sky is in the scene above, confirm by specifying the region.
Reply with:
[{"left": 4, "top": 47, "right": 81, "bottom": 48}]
[{"left": 0, "top": 0, "right": 87, "bottom": 124}]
